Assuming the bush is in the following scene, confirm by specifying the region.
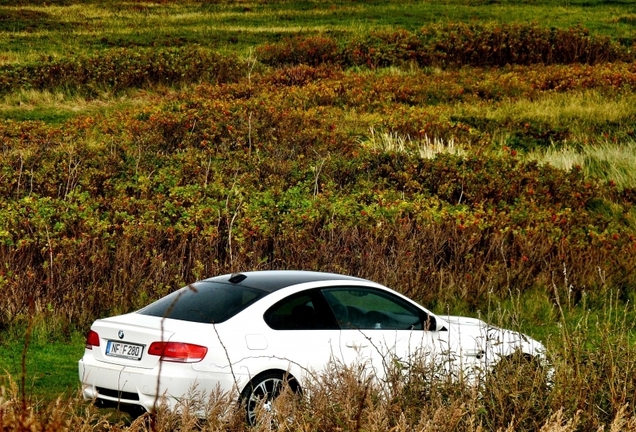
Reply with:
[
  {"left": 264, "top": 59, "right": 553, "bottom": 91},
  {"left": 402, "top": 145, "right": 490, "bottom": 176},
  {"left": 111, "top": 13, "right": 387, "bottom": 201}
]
[
  {"left": 259, "top": 24, "right": 633, "bottom": 69},
  {"left": 256, "top": 35, "right": 340, "bottom": 67},
  {"left": 0, "top": 47, "right": 248, "bottom": 96}
]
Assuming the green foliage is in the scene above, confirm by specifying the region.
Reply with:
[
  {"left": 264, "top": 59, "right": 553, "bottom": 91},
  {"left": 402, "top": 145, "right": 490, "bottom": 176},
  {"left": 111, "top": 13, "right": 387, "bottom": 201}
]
[
  {"left": 0, "top": 7, "right": 72, "bottom": 32},
  {"left": 0, "top": 75, "right": 634, "bottom": 328}
]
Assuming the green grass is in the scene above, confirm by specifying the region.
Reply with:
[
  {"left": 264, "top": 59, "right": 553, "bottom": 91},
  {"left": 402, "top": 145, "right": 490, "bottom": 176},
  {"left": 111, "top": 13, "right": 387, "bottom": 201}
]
[
  {"left": 454, "top": 90, "right": 636, "bottom": 143},
  {"left": 526, "top": 141, "right": 636, "bottom": 189},
  {"left": 0, "top": 88, "right": 160, "bottom": 124},
  {"left": 0, "top": 330, "right": 84, "bottom": 400},
  {"left": 1, "top": 0, "right": 635, "bottom": 64}
]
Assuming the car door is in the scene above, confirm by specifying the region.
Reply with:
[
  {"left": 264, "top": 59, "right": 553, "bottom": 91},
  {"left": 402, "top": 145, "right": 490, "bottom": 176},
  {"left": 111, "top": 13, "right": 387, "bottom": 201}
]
[
  {"left": 260, "top": 289, "right": 342, "bottom": 382},
  {"left": 320, "top": 286, "right": 449, "bottom": 381}
]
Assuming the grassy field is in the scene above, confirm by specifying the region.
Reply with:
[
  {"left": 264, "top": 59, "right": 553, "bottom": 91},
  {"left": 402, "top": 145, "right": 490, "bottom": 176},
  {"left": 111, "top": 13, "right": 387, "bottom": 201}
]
[
  {"left": 1, "top": 0, "right": 635, "bottom": 63},
  {"left": 1, "top": 0, "right": 636, "bottom": 430}
]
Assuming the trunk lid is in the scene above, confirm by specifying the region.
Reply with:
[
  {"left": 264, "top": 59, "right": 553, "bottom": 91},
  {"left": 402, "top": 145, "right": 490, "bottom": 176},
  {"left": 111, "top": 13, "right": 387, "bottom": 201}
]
[{"left": 88, "top": 313, "right": 175, "bottom": 369}]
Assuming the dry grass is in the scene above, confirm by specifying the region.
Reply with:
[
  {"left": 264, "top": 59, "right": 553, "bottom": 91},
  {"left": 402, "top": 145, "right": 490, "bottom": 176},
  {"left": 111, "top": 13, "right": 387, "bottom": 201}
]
[
  {"left": 360, "top": 127, "right": 465, "bottom": 159},
  {"left": 526, "top": 141, "right": 636, "bottom": 189},
  {"left": 4, "top": 289, "right": 636, "bottom": 431},
  {"left": 2, "top": 356, "right": 636, "bottom": 431}
]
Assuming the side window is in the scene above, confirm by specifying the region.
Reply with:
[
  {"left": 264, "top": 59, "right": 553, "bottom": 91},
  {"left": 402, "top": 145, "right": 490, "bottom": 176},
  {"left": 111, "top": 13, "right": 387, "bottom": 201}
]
[
  {"left": 264, "top": 291, "right": 338, "bottom": 330},
  {"left": 321, "top": 287, "right": 435, "bottom": 331}
]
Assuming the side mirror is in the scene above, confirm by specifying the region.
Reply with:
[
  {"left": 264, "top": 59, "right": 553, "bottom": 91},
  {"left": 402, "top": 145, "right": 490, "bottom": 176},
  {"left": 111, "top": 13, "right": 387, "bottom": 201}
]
[{"left": 423, "top": 313, "right": 437, "bottom": 331}]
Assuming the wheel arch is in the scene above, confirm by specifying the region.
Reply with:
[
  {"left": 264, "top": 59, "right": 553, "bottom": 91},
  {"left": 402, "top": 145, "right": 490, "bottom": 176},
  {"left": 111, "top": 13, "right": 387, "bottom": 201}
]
[{"left": 240, "top": 368, "right": 302, "bottom": 397}]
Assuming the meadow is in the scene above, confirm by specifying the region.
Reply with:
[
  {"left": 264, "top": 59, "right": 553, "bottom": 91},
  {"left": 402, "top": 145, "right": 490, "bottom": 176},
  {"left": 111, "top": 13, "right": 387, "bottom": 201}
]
[{"left": 1, "top": 0, "right": 636, "bottom": 430}]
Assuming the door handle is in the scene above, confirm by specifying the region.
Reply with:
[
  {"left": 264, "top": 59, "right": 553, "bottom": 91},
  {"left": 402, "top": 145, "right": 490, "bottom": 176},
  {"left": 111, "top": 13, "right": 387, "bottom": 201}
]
[{"left": 345, "top": 341, "right": 369, "bottom": 348}]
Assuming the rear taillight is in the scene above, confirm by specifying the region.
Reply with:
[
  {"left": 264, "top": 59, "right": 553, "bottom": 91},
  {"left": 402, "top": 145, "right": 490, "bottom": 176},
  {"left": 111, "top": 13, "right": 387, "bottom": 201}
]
[
  {"left": 148, "top": 342, "right": 208, "bottom": 363},
  {"left": 85, "top": 330, "right": 100, "bottom": 349}
]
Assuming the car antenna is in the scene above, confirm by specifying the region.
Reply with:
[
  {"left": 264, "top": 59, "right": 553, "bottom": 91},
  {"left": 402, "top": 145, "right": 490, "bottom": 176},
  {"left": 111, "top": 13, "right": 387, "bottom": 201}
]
[{"left": 229, "top": 273, "right": 247, "bottom": 284}]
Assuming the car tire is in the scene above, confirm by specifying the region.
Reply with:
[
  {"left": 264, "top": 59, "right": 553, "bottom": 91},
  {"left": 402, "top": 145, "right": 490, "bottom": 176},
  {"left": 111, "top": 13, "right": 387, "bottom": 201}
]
[{"left": 240, "top": 371, "right": 300, "bottom": 425}]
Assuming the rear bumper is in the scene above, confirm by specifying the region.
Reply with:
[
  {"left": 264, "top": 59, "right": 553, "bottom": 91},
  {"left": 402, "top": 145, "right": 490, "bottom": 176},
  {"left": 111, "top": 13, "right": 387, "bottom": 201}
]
[{"left": 78, "top": 350, "right": 239, "bottom": 412}]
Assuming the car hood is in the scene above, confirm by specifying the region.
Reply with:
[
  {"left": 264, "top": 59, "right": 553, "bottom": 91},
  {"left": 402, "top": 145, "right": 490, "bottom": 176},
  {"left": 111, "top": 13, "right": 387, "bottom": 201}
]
[
  {"left": 442, "top": 315, "right": 487, "bottom": 328},
  {"left": 440, "top": 315, "right": 546, "bottom": 363}
]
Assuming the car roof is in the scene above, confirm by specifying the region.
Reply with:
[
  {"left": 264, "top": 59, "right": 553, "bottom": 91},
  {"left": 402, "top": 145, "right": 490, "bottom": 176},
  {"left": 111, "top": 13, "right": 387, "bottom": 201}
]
[{"left": 205, "top": 270, "right": 367, "bottom": 293}]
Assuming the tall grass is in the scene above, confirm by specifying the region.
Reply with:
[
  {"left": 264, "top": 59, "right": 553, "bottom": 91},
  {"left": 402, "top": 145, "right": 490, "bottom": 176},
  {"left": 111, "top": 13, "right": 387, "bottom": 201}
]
[
  {"left": 360, "top": 128, "right": 465, "bottom": 159},
  {"left": 526, "top": 141, "right": 636, "bottom": 189},
  {"left": 0, "top": 88, "right": 165, "bottom": 123},
  {"left": 3, "top": 289, "right": 636, "bottom": 431}
]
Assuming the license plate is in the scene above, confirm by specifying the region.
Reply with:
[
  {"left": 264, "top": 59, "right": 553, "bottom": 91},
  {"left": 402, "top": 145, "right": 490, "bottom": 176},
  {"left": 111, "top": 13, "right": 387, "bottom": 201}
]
[{"left": 106, "top": 340, "right": 144, "bottom": 360}]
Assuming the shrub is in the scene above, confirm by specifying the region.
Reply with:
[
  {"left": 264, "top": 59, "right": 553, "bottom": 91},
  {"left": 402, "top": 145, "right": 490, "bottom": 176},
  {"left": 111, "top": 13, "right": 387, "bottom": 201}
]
[
  {"left": 0, "top": 47, "right": 247, "bottom": 96},
  {"left": 255, "top": 35, "right": 339, "bottom": 67},
  {"left": 258, "top": 24, "right": 633, "bottom": 69}
]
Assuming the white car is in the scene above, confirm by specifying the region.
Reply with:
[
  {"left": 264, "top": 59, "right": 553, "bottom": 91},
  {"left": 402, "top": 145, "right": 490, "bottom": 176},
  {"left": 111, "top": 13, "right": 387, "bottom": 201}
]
[{"left": 78, "top": 270, "right": 545, "bottom": 423}]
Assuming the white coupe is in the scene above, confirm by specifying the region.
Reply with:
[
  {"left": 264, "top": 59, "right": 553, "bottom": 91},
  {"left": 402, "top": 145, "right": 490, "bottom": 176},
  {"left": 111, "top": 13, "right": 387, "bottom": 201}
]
[{"left": 79, "top": 270, "right": 546, "bottom": 423}]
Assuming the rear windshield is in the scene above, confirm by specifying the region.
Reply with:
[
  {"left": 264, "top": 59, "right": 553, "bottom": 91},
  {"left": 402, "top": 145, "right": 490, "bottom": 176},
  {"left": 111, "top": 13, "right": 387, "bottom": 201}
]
[{"left": 138, "top": 281, "right": 267, "bottom": 324}]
